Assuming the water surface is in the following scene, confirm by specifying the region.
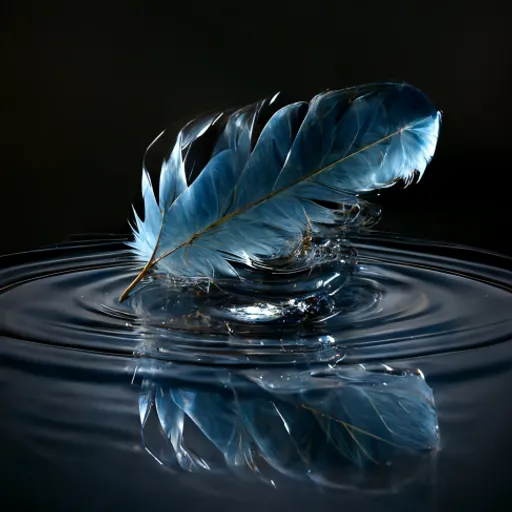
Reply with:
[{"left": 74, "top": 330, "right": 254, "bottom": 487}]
[{"left": 1, "top": 234, "right": 511, "bottom": 510}]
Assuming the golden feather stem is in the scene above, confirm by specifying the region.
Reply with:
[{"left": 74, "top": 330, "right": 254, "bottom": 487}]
[
  {"left": 120, "top": 126, "right": 407, "bottom": 301},
  {"left": 119, "top": 209, "right": 166, "bottom": 302}
]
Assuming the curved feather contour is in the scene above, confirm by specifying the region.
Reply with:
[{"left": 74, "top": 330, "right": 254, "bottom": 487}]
[{"left": 122, "top": 82, "right": 440, "bottom": 299}]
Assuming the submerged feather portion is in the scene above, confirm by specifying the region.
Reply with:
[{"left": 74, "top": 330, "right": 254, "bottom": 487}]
[{"left": 123, "top": 82, "right": 440, "bottom": 298}]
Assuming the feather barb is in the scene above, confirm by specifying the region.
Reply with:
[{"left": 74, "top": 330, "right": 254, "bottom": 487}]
[{"left": 120, "top": 127, "right": 404, "bottom": 301}]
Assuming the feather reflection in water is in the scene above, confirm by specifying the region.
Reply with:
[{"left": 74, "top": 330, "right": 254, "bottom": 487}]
[{"left": 137, "top": 363, "right": 439, "bottom": 489}]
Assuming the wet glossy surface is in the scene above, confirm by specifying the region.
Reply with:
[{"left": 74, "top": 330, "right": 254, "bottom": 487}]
[{"left": 1, "top": 234, "right": 511, "bottom": 510}]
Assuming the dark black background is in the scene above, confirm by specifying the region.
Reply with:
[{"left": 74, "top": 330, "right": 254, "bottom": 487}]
[{"left": 1, "top": 1, "right": 510, "bottom": 257}]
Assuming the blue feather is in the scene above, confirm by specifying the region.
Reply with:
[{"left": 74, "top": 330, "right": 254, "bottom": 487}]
[{"left": 121, "top": 82, "right": 440, "bottom": 300}]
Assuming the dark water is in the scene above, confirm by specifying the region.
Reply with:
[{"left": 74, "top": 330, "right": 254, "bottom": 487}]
[{"left": 1, "top": 234, "right": 511, "bottom": 510}]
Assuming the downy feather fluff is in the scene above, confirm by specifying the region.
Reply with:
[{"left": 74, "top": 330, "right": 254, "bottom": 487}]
[{"left": 121, "top": 82, "right": 441, "bottom": 300}]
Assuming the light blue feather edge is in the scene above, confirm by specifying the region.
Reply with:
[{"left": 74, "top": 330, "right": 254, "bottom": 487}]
[{"left": 129, "top": 82, "right": 441, "bottom": 278}]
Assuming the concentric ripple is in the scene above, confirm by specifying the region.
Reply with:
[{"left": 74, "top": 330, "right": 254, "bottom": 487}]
[{"left": 0, "top": 234, "right": 511, "bottom": 366}]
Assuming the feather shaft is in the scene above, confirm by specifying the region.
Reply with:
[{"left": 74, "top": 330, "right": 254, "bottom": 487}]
[
  {"left": 120, "top": 83, "right": 440, "bottom": 301},
  {"left": 122, "top": 127, "right": 408, "bottom": 300}
]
